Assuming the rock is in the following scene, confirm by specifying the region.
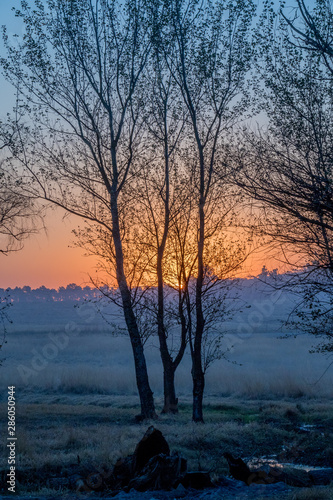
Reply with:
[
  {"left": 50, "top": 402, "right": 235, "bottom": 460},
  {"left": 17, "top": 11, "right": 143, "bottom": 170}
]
[
  {"left": 247, "top": 470, "right": 277, "bottom": 485},
  {"left": 272, "top": 467, "right": 312, "bottom": 487},
  {"left": 113, "top": 455, "right": 136, "bottom": 488},
  {"left": 308, "top": 468, "right": 333, "bottom": 486},
  {"left": 133, "top": 426, "right": 170, "bottom": 472},
  {"left": 223, "top": 452, "right": 252, "bottom": 483},
  {"left": 128, "top": 452, "right": 187, "bottom": 491},
  {"left": 223, "top": 453, "right": 332, "bottom": 489},
  {"left": 112, "top": 428, "right": 188, "bottom": 492}
]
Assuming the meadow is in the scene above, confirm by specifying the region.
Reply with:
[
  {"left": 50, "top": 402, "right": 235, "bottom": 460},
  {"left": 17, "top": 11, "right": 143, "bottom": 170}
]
[{"left": 0, "top": 392, "right": 333, "bottom": 498}]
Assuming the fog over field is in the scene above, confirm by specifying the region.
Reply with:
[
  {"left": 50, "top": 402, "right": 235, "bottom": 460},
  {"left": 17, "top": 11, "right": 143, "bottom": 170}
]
[{"left": 1, "top": 278, "right": 332, "bottom": 400}]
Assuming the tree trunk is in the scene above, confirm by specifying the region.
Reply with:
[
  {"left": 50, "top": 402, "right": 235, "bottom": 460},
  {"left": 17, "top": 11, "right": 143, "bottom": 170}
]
[
  {"left": 157, "top": 309, "right": 179, "bottom": 413},
  {"left": 156, "top": 180, "right": 181, "bottom": 414},
  {"left": 156, "top": 127, "right": 180, "bottom": 413},
  {"left": 162, "top": 360, "right": 178, "bottom": 413},
  {"left": 192, "top": 360, "right": 205, "bottom": 422},
  {"left": 111, "top": 191, "right": 156, "bottom": 420},
  {"left": 122, "top": 295, "right": 157, "bottom": 419},
  {"left": 192, "top": 183, "right": 205, "bottom": 423}
]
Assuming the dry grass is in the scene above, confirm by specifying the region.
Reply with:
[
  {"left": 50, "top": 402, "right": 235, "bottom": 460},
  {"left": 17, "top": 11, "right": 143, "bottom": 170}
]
[
  {"left": 1, "top": 358, "right": 332, "bottom": 399},
  {"left": 1, "top": 394, "right": 332, "bottom": 474},
  {"left": 0, "top": 393, "right": 332, "bottom": 498},
  {"left": 1, "top": 329, "right": 333, "bottom": 496}
]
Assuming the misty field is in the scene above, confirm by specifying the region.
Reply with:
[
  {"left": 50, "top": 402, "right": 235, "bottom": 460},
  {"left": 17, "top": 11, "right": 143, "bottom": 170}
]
[
  {"left": 1, "top": 329, "right": 333, "bottom": 399},
  {"left": 0, "top": 280, "right": 333, "bottom": 400},
  {"left": 1, "top": 281, "right": 332, "bottom": 398}
]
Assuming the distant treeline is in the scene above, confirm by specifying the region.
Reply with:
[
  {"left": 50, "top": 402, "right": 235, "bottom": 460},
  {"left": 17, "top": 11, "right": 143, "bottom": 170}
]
[
  {"left": 2, "top": 267, "right": 282, "bottom": 303},
  {"left": 1, "top": 284, "right": 99, "bottom": 302}
]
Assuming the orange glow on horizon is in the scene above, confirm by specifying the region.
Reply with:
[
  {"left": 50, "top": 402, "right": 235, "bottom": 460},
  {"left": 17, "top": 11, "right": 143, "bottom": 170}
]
[
  {"left": 0, "top": 209, "right": 98, "bottom": 289},
  {"left": 0, "top": 209, "right": 285, "bottom": 290}
]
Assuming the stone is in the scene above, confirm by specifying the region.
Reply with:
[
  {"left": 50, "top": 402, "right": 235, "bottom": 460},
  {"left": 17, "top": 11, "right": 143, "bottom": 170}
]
[
  {"left": 128, "top": 452, "right": 187, "bottom": 491},
  {"left": 223, "top": 452, "right": 252, "bottom": 483},
  {"left": 133, "top": 426, "right": 170, "bottom": 473}
]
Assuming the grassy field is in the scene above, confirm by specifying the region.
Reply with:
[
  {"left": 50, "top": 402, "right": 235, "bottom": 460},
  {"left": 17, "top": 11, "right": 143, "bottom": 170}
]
[{"left": 1, "top": 391, "right": 332, "bottom": 497}]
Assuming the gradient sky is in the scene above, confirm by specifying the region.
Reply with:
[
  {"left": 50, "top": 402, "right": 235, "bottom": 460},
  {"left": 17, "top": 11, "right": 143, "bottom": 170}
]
[
  {"left": 0, "top": 0, "right": 280, "bottom": 289},
  {"left": 0, "top": 208, "right": 99, "bottom": 289},
  {"left": 0, "top": 1, "right": 98, "bottom": 288}
]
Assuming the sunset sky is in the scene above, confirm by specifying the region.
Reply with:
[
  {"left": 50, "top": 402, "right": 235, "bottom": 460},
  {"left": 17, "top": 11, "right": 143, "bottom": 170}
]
[
  {"left": 0, "top": 208, "right": 99, "bottom": 288},
  {"left": 0, "top": 203, "right": 276, "bottom": 289},
  {"left": 0, "top": 0, "right": 280, "bottom": 289}
]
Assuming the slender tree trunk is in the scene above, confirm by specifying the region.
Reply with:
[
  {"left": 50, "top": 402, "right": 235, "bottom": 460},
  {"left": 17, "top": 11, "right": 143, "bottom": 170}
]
[
  {"left": 158, "top": 328, "right": 179, "bottom": 412},
  {"left": 160, "top": 286, "right": 188, "bottom": 413},
  {"left": 156, "top": 126, "right": 183, "bottom": 413},
  {"left": 192, "top": 361, "right": 205, "bottom": 422},
  {"left": 111, "top": 192, "right": 156, "bottom": 419},
  {"left": 191, "top": 144, "right": 206, "bottom": 422},
  {"left": 122, "top": 292, "right": 156, "bottom": 419},
  {"left": 189, "top": 234, "right": 206, "bottom": 424},
  {"left": 157, "top": 251, "right": 179, "bottom": 413},
  {"left": 157, "top": 289, "right": 178, "bottom": 413},
  {"left": 162, "top": 359, "right": 178, "bottom": 413}
]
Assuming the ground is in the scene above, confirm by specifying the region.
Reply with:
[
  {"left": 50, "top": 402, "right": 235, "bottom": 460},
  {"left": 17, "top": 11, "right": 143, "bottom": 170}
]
[
  {"left": 1, "top": 287, "right": 333, "bottom": 498},
  {"left": 1, "top": 392, "right": 332, "bottom": 499}
]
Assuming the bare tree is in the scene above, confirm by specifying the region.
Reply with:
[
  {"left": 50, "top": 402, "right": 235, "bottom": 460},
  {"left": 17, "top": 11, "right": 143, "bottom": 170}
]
[
  {"left": 133, "top": 161, "right": 246, "bottom": 415},
  {"left": 232, "top": 0, "right": 333, "bottom": 350},
  {"left": 70, "top": 23, "right": 188, "bottom": 413},
  {"left": 52, "top": 0, "right": 252, "bottom": 417},
  {"left": 133, "top": 165, "right": 189, "bottom": 413},
  {"left": 134, "top": 16, "right": 188, "bottom": 412},
  {"left": 0, "top": 176, "right": 38, "bottom": 255},
  {"left": 160, "top": 0, "right": 255, "bottom": 421},
  {"left": 1, "top": 0, "right": 156, "bottom": 419},
  {"left": 1, "top": 0, "right": 254, "bottom": 419},
  {"left": 0, "top": 120, "right": 39, "bottom": 255}
]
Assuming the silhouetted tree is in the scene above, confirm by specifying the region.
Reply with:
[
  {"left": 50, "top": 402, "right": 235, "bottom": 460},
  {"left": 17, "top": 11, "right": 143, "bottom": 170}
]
[
  {"left": 0, "top": 120, "right": 39, "bottom": 254},
  {"left": 281, "top": 0, "right": 333, "bottom": 75},
  {"left": 161, "top": 0, "right": 255, "bottom": 421},
  {"left": 233, "top": 0, "right": 333, "bottom": 350},
  {"left": 1, "top": 0, "right": 156, "bottom": 419},
  {"left": 1, "top": 0, "right": 254, "bottom": 419}
]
